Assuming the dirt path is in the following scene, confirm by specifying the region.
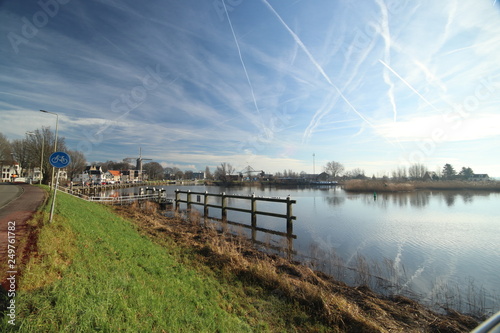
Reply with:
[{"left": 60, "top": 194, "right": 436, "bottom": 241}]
[{"left": 0, "top": 183, "right": 46, "bottom": 285}]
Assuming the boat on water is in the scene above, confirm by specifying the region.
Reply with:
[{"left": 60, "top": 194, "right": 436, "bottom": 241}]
[{"left": 309, "top": 181, "right": 339, "bottom": 186}]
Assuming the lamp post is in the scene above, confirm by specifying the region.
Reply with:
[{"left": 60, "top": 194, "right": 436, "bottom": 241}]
[
  {"left": 26, "top": 131, "right": 44, "bottom": 184},
  {"left": 40, "top": 110, "right": 59, "bottom": 188},
  {"left": 10, "top": 153, "right": 16, "bottom": 182}
]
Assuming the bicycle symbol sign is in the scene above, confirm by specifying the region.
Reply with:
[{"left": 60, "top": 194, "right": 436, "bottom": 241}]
[{"left": 49, "top": 152, "right": 71, "bottom": 168}]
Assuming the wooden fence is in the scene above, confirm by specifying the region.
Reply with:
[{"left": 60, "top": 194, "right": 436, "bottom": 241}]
[
  {"left": 174, "top": 190, "right": 297, "bottom": 239},
  {"left": 61, "top": 186, "right": 172, "bottom": 206}
]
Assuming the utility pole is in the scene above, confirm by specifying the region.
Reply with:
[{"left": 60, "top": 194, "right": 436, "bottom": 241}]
[{"left": 313, "top": 153, "right": 315, "bottom": 175}]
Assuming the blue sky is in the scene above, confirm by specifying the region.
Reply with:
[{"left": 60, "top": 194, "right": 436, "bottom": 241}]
[{"left": 1, "top": 0, "right": 499, "bottom": 176}]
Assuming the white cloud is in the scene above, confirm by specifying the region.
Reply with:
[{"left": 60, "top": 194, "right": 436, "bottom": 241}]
[{"left": 375, "top": 114, "right": 500, "bottom": 142}]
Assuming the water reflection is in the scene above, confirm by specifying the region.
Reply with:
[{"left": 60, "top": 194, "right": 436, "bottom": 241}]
[
  {"left": 438, "top": 190, "right": 491, "bottom": 207},
  {"left": 321, "top": 190, "right": 493, "bottom": 208},
  {"left": 323, "top": 196, "right": 346, "bottom": 206}
]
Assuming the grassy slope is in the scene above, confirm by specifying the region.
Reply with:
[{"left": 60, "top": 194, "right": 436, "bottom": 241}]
[{"left": 1, "top": 190, "right": 256, "bottom": 332}]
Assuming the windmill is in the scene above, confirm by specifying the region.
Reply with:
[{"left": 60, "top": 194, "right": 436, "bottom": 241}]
[{"left": 124, "top": 147, "right": 152, "bottom": 182}]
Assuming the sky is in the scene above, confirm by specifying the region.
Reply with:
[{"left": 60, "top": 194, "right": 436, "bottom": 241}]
[{"left": 1, "top": 0, "right": 499, "bottom": 177}]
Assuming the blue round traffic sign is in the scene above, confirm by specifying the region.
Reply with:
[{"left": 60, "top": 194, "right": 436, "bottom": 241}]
[{"left": 49, "top": 151, "right": 71, "bottom": 168}]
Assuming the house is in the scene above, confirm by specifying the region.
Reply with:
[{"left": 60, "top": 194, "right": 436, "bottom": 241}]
[
  {"left": 32, "top": 167, "right": 42, "bottom": 183},
  {"left": 120, "top": 170, "right": 132, "bottom": 182},
  {"left": 104, "top": 170, "right": 121, "bottom": 183},
  {"left": 469, "top": 174, "right": 489, "bottom": 181},
  {"left": 315, "top": 172, "right": 331, "bottom": 181},
  {"left": 72, "top": 165, "right": 104, "bottom": 184},
  {"left": 192, "top": 171, "right": 205, "bottom": 180},
  {"left": 422, "top": 171, "right": 438, "bottom": 181},
  {"left": 1, "top": 162, "right": 21, "bottom": 182},
  {"left": 119, "top": 169, "right": 144, "bottom": 183}
]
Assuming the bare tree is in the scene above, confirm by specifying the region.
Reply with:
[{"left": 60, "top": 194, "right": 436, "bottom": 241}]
[
  {"left": 174, "top": 169, "right": 184, "bottom": 180},
  {"left": 324, "top": 161, "right": 345, "bottom": 179},
  {"left": 66, "top": 150, "right": 87, "bottom": 181},
  {"left": 408, "top": 163, "right": 427, "bottom": 180},
  {"left": 391, "top": 166, "right": 407, "bottom": 181},
  {"left": 345, "top": 168, "right": 366, "bottom": 179},
  {"left": 214, "top": 162, "right": 235, "bottom": 182},
  {"left": 204, "top": 166, "right": 212, "bottom": 180},
  {"left": 0, "top": 133, "right": 13, "bottom": 164},
  {"left": 11, "top": 128, "right": 66, "bottom": 184},
  {"left": 143, "top": 161, "right": 164, "bottom": 180}
]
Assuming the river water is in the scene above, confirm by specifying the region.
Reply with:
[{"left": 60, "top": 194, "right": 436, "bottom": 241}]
[{"left": 110, "top": 184, "right": 500, "bottom": 315}]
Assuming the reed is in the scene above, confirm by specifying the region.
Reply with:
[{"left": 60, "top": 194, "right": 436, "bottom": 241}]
[
  {"left": 344, "top": 179, "right": 414, "bottom": 192},
  {"left": 311, "top": 248, "right": 498, "bottom": 319},
  {"left": 344, "top": 179, "right": 500, "bottom": 192},
  {"left": 414, "top": 180, "right": 500, "bottom": 191}
]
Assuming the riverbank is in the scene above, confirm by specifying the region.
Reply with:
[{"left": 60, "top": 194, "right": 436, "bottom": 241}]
[
  {"left": 344, "top": 179, "right": 500, "bottom": 192},
  {"left": 0, "top": 189, "right": 479, "bottom": 332}
]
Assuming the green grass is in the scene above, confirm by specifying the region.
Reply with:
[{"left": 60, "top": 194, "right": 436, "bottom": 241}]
[{"left": 1, "top": 189, "right": 254, "bottom": 332}]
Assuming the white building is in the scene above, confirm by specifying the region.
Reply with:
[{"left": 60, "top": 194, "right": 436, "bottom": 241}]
[
  {"left": 72, "top": 165, "right": 104, "bottom": 185},
  {"left": 1, "top": 163, "right": 21, "bottom": 182}
]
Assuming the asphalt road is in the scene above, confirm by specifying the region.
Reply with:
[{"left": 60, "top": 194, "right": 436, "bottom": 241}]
[
  {"left": 0, "top": 183, "right": 46, "bottom": 285},
  {"left": 0, "top": 183, "right": 23, "bottom": 209}
]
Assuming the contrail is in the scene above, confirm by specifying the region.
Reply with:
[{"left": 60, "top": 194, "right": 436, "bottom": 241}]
[
  {"left": 95, "top": 77, "right": 179, "bottom": 135},
  {"left": 378, "top": 59, "right": 441, "bottom": 113},
  {"left": 376, "top": 0, "right": 398, "bottom": 122},
  {"left": 261, "top": 0, "right": 332, "bottom": 86},
  {"left": 260, "top": 0, "right": 375, "bottom": 133},
  {"left": 222, "top": 0, "right": 261, "bottom": 118}
]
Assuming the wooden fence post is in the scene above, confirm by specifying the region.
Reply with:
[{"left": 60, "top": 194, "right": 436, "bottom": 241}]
[
  {"left": 187, "top": 190, "right": 192, "bottom": 211},
  {"left": 251, "top": 193, "right": 257, "bottom": 241},
  {"left": 203, "top": 191, "right": 209, "bottom": 218},
  {"left": 175, "top": 189, "right": 180, "bottom": 211},
  {"left": 221, "top": 192, "right": 227, "bottom": 220},
  {"left": 286, "top": 195, "right": 293, "bottom": 236}
]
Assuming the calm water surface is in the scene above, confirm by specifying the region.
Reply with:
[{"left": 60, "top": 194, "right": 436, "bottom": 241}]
[{"left": 113, "top": 185, "right": 500, "bottom": 314}]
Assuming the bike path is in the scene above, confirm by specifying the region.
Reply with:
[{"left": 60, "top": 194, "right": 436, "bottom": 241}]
[{"left": 0, "top": 184, "right": 46, "bottom": 285}]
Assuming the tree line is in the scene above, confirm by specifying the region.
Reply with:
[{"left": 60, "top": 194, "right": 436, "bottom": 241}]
[
  {"left": 0, "top": 129, "right": 486, "bottom": 184},
  {"left": 323, "top": 161, "right": 482, "bottom": 181},
  {"left": 0, "top": 129, "right": 86, "bottom": 184}
]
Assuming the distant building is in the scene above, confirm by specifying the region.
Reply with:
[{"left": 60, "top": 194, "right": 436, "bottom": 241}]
[
  {"left": 316, "top": 172, "right": 330, "bottom": 181},
  {"left": 469, "top": 174, "right": 489, "bottom": 181},
  {"left": 192, "top": 172, "right": 205, "bottom": 180},
  {"left": 72, "top": 165, "right": 104, "bottom": 184},
  {"left": 422, "top": 171, "right": 438, "bottom": 181},
  {"left": 105, "top": 170, "right": 121, "bottom": 183},
  {"left": 1, "top": 163, "right": 21, "bottom": 182}
]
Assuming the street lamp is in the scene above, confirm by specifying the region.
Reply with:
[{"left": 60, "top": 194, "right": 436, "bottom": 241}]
[
  {"left": 40, "top": 110, "right": 59, "bottom": 188},
  {"left": 26, "top": 131, "right": 44, "bottom": 184}
]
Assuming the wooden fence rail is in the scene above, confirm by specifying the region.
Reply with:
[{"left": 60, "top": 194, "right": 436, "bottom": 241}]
[
  {"left": 174, "top": 190, "right": 297, "bottom": 238},
  {"left": 61, "top": 186, "right": 172, "bottom": 206}
]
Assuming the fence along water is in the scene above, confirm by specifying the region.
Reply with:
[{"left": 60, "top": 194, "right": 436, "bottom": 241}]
[{"left": 174, "top": 189, "right": 297, "bottom": 239}]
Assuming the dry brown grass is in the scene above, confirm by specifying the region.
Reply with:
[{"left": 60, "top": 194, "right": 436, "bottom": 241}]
[
  {"left": 414, "top": 180, "right": 500, "bottom": 191},
  {"left": 344, "top": 179, "right": 500, "bottom": 192},
  {"left": 344, "top": 180, "right": 415, "bottom": 192},
  {"left": 113, "top": 205, "right": 479, "bottom": 332}
]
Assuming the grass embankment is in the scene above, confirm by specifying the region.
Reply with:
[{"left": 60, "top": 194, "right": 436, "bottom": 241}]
[
  {"left": 0, "top": 189, "right": 479, "bottom": 332},
  {"left": 344, "top": 179, "right": 500, "bottom": 192},
  {"left": 0, "top": 190, "right": 255, "bottom": 332}
]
